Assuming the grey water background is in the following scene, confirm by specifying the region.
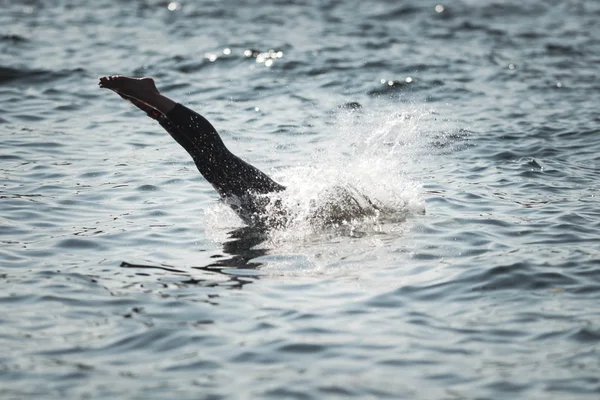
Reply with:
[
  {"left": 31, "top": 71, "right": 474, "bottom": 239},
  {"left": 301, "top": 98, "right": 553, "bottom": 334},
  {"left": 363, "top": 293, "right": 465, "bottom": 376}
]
[{"left": 2, "top": 0, "right": 600, "bottom": 398}]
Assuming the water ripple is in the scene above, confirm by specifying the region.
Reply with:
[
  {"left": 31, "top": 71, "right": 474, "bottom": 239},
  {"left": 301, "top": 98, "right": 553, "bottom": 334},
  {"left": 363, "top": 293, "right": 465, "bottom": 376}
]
[{"left": 2, "top": 0, "right": 600, "bottom": 398}]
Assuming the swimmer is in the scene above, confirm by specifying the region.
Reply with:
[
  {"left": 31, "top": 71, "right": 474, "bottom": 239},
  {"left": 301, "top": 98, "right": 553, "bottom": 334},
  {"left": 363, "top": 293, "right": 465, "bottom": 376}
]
[{"left": 99, "top": 76, "right": 285, "bottom": 226}]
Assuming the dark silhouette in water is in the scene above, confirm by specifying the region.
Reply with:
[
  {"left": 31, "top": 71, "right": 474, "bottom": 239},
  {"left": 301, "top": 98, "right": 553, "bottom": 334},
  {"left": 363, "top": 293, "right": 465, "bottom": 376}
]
[{"left": 99, "top": 75, "right": 285, "bottom": 226}]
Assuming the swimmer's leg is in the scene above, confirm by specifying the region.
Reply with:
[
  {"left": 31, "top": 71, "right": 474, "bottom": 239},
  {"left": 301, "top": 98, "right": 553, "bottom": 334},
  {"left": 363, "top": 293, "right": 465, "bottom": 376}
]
[
  {"left": 98, "top": 75, "right": 220, "bottom": 137},
  {"left": 98, "top": 76, "right": 203, "bottom": 161},
  {"left": 98, "top": 76, "right": 221, "bottom": 147},
  {"left": 98, "top": 75, "right": 285, "bottom": 199}
]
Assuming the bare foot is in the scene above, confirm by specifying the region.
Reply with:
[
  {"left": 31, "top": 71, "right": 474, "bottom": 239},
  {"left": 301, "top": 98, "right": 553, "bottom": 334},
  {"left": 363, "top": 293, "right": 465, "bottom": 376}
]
[
  {"left": 98, "top": 76, "right": 159, "bottom": 104},
  {"left": 99, "top": 75, "right": 177, "bottom": 115}
]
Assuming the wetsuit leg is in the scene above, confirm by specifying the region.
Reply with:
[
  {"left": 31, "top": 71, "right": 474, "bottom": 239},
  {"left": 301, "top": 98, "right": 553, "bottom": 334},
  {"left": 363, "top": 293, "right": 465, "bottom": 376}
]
[{"left": 159, "top": 104, "right": 285, "bottom": 197}]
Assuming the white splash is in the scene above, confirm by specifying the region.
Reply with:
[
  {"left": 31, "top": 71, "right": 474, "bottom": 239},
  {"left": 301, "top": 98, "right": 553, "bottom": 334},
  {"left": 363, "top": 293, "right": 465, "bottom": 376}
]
[{"left": 204, "top": 104, "right": 435, "bottom": 245}]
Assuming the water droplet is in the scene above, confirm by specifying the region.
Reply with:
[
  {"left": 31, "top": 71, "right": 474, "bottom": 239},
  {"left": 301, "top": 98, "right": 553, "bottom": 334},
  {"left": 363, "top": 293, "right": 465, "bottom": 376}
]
[
  {"left": 223, "top": 48, "right": 231, "bottom": 55},
  {"left": 556, "top": 81, "right": 562, "bottom": 87},
  {"left": 380, "top": 79, "right": 386, "bottom": 84},
  {"left": 405, "top": 76, "right": 413, "bottom": 83},
  {"left": 508, "top": 63, "right": 515, "bottom": 70},
  {"left": 265, "top": 59, "right": 274, "bottom": 67},
  {"left": 435, "top": 4, "right": 444, "bottom": 13}
]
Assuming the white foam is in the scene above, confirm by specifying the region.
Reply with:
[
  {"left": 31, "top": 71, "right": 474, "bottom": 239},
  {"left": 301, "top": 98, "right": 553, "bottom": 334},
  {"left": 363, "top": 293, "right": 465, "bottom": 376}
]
[{"left": 204, "top": 104, "right": 436, "bottom": 248}]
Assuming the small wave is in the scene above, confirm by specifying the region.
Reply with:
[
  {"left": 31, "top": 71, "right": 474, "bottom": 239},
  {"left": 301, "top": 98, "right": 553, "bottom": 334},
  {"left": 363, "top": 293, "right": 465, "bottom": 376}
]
[
  {"left": 368, "top": 79, "right": 415, "bottom": 96},
  {"left": 545, "top": 43, "right": 582, "bottom": 56},
  {"left": 0, "top": 66, "right": 86, "bottom": 85},
  {"left": 454, "top": 21, "right": 506, "bottom": 37},
  {"left": 0, "top": 34, "right": 28, "bottom": 43},
  {"left": 367, "top": 5, "right": 420, "bottom": 20},
  {"left": 478, "top": 3, "right": 539, "bottom": 18},
  {"left": 367, "top": 77, "right": 446, "bottom": 97}
]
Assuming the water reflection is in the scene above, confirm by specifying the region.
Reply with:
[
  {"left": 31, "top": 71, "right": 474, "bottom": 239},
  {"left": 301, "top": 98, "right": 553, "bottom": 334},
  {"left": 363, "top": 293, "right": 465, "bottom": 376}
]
[
  {"left": 120, "top": 226, "right": 269, "bottom": 289},
  {"left": 202, "top": 226, "right": 269, "bottom": 270}
]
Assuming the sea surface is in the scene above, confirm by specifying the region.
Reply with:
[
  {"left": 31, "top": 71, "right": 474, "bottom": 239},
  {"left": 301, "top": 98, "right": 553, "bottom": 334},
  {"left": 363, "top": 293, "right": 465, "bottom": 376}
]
[{"left": 2, "top": 0, "right": 600, "bottom": 399}]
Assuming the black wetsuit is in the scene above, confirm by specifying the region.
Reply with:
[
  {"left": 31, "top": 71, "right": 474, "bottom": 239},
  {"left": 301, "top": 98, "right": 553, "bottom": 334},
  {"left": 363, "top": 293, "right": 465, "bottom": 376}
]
[{"left": 152, "top": 104, "right": 285, "bottom": 225}]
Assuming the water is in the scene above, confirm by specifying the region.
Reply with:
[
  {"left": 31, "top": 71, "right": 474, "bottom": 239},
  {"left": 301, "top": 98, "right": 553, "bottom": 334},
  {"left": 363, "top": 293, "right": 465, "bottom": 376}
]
[{"left": 2, "top": 0, "right": 600, "bottom": 398}]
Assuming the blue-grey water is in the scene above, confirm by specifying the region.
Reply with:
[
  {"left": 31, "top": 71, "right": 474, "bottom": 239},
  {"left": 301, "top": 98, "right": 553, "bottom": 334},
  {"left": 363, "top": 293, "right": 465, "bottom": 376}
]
[{"left": 2, "top": 0, "right": 600, "bottom": 398}]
